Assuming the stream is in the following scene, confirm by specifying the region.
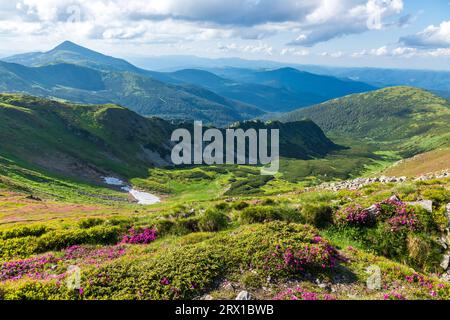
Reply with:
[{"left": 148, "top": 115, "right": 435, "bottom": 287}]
[{"left": 103, "top": 177, "right": 161, "bottom": 205}]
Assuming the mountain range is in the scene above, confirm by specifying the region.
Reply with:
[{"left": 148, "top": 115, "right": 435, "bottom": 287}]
[
  {"left": 126, "top": 54, "right": 450, "bottom": 97},
  {"left": 1, "top": 41, "right": 377, "bottom": 122}
]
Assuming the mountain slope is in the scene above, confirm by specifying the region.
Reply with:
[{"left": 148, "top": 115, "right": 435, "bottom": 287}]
[
  {"left": 209, "top": 67, "right": 376, "bottom": 106},
  {"left": 0, "top": 94, "right": 340, "bottom": 182},
  {"left": 161, "top": 69, "right": 320, "bottom": 112},
  {"left": 4, "top": 42, "right": 376, "bottom": 114},
  {"left": 1, "top": 42, "right": 264, "bottom": 125},
  {"left": 0, "top": 94, "right": 177, "bottom": 180},
  {"left": 0, "top": 60, "right": 263, "bottom": 126},
  {"left": 3, "top": 41, "right": 138, "bottom": 73},
  {"left": 278, "top": 86, "right": 450, "bottom": 156},
  {"left": 231, "top": 120, "right": 342, "bottom": 159}
]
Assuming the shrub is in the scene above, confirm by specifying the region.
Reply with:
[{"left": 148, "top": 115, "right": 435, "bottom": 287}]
[
  {"left": 422, "top": 188, "right": 450, "bottom": 206},
  {"left": 240, "top": 271, "right": 262, "bottom": 289},
  {"left": 173, "top": 217, "right": 200, "bottom": 235},
  {"left": 0, "top": 280, "right": 74, "bottom": 300},
  {"left": 0, "top": 225, "right": 49, "bottom": 240},
  {"left": 261, "top": 198, "right": 276, "bottom": 206},
  {"left": 0, "top": 237, "right": 39, "bottom": 260},
  {"left": 78, "top": 218, "right": 104, "bottom": 229},
  {"left": 36, "top": 226, "right": 122, "bottom": 253},
  {"left": 121, "top": 228, "right": 157, "bottom": 244},
  {"left": 79, "top": 222, "right": 340, "bottom": 300},
  {"left": 406, "top": 234, "right": 442, "bottom": 272},
  {"left": 240, "top": 206, "right": 301, "bottom": 224},
  {"left": 232, "top": 201, "right": 249, "bottom": 210},
  {"left": 335, "top": 204, "right": 377, "bottom": 227},
  {"left": 240, "top": 206, "right": 281, "bottom": 224},
  {"left": 198, "top": 209, "right": 229, "bottom": 232},
  {"left": 301, "top": 203, "right": 333, "bottom": 228},
  {"left": 214, "top": 203, "right": 229, "bottom": 211}
]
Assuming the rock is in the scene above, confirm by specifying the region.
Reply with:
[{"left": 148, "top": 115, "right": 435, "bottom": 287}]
[
  {"left": 202, "top": 295, "right": 213, "bottom": 300},
  {"left": 447, "top": 203, "right": 450, "bottom": 227},
  {"left": 235, "top": 291, "right": 252, "bottom": 300},
  {"left": 389, "top": 195, "right": 400, "bottom": 202},
  {"left": 26, "top": 195, "right": 42, "bottom": 201},
  {"left": 222, "top": 281, "right": 235, "bottom": 291},
  {"left": 440, "top": 272, "right": 450, "bottom": 283},
  {"left": 407, "top": 200, "right": 433, "bottom": 213},
  {"left": 366, "top": 204, "right": 380, "bottom": 217},
  {"left": 438, "top": 237, "right": 448, "bottom": 250},
  {"left": 441, "top": 254, "right": 450, "bottom": 270}
]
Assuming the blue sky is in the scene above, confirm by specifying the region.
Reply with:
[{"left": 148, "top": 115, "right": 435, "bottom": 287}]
[{"left": 0, "top": 0, "right": 449, "bottom": 70}]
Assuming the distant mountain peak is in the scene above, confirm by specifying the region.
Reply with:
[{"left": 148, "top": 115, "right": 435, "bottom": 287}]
[{"left": 50, "top": 40, "right": 93, "bottom": 54}]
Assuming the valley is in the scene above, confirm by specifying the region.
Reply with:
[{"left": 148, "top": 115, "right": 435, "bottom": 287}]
[{"left": 0, "top": 41, "right": 448, "bottom": 302}]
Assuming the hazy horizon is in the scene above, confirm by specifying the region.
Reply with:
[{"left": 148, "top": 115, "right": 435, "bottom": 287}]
[{"left": 0, "top": 1, "right": 449, "bottom": 70}]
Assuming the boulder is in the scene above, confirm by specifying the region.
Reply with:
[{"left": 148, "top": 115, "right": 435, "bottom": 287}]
[
  {"left": 441, "top": 254, "right": 450, "bottom": 270},
  {"left": 389, "top": 195, "right": 400, "bottom": 202},
  {"left": 407, "top": 200, "right": 433, "bottom": 213},
  {"left": 235, "top": 291, "right": 252, "bottom": 300}
]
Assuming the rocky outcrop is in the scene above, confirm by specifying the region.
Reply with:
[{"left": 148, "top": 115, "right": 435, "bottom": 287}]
[
  {"left": 316, "top": 170, "right": 449, "bottom": 192},
  {"left": 406, "top": 200, "right": 433, "bottom": 213}
]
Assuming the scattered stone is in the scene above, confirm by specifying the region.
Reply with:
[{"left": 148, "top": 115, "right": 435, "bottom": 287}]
[
  {"left": 222, "top": 281, "right": 235, "bottom": 291},
  {"left": 26, "top": 195, "right": 42, "bottom": 201},
  {"left": 438, "top": 237, "right": 448, "bottom": 250},
  {"left": 316, "top": 170, "right": 448, "bottom": 192},
  {"left": 446, "top": 203, "right": 450, "bottom": 227},
  {"left": 440, "top": 272, "right": 450, "bottom": 283},
  {"left": 365, "top": 204, "right": 380, "bottom": 217},
  {"left": 235, "top": 291, "right": 252, "bottom": 300},
  {"left": 201, "top": 295, "right": 213, "bottom": 300},
  {"left": 406, "top": 200, "right": 433, "bottom": 213},
  {"left": 441, "top": 254, "right": 450, "bottom": 270},
  {"left": 389, "top": 195, "right": 400, "bottom": 202}
]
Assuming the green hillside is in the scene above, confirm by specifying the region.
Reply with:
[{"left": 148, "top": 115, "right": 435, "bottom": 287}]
[
  {"left": 0, "top": 61, "right": 263, "bottom": 126},
  {"left": 279, "top": 87, "right": 450, "bottom": 157},
  {"left": 0, "top": 94, "right": 341, "bottom": 184},
  {"left": 0, "top": 94, "right": 176, "bottom": 180},
  {"left": 232, "top": 120, "right": 342, "bottom": 159}
]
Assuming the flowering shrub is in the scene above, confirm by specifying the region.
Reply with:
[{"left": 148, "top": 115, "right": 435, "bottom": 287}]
[
  {"left": 274, "top": 287, "right": 335, "bottom": 300},
  {"left": 336, "top": 198, "right": 420, "bottom": 232},
  {"left": 263, "top": 235, "right": 342, "bottom": 275},
  {"left": 336, "top": 204, "right": 377, "bottom": 227},
  {"left": 380, "top": 199, "right": 419, "bottom": 232},
  {"left": 0, "top": 254, "right": 61, "bottom": 282},
  {"left": 64, "top": 245, "right": 126, "bottom": 264},
  {"left": 404, "top": 273, "right": 449, "bottom": 299},
  {"left": 121, "top": 228, "right": 157, "bottom": 244},
  {"left": 383, "top": 291, "right": 406, "bottom": 300}
]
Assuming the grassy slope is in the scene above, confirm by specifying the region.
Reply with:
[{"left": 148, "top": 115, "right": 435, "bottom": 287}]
[
  {"left": 383, "top": 148, "right": 450, "bottom": 177},
  {"left": 279, "top": 86, "right": 450, "bottom": 157},
  {"left": 0, "top": 94, "right": 177, "bottom": 180},
  {"left": 0, "top": 170, "right": 448, "bottom": 300}
]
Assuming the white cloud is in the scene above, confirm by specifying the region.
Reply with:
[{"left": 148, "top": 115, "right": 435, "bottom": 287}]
[
  {"left": 280, "top": 48, "right": 309, "bottom": 56},
  {"left": 320, "top": 51, "right": 344, "bottom": 58},
  {"left": 217, "top": 41, "right": 274, "bottom": 56},
  {"left": 350, "top": 45, "right": 449, "bottom": 58},
  {"left": 289, "top": 0, "right": 404, "bottom": 46},
  {"left": 0, "top": 0, "right": 406, "bottom": 46},
  {"left": 400, "top": 20, "right": 450, "bottom": 48}
]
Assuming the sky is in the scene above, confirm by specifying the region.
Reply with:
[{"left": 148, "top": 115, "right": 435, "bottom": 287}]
[{"left": 0, "top": 0, "right": 449, "bottom": 70}]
